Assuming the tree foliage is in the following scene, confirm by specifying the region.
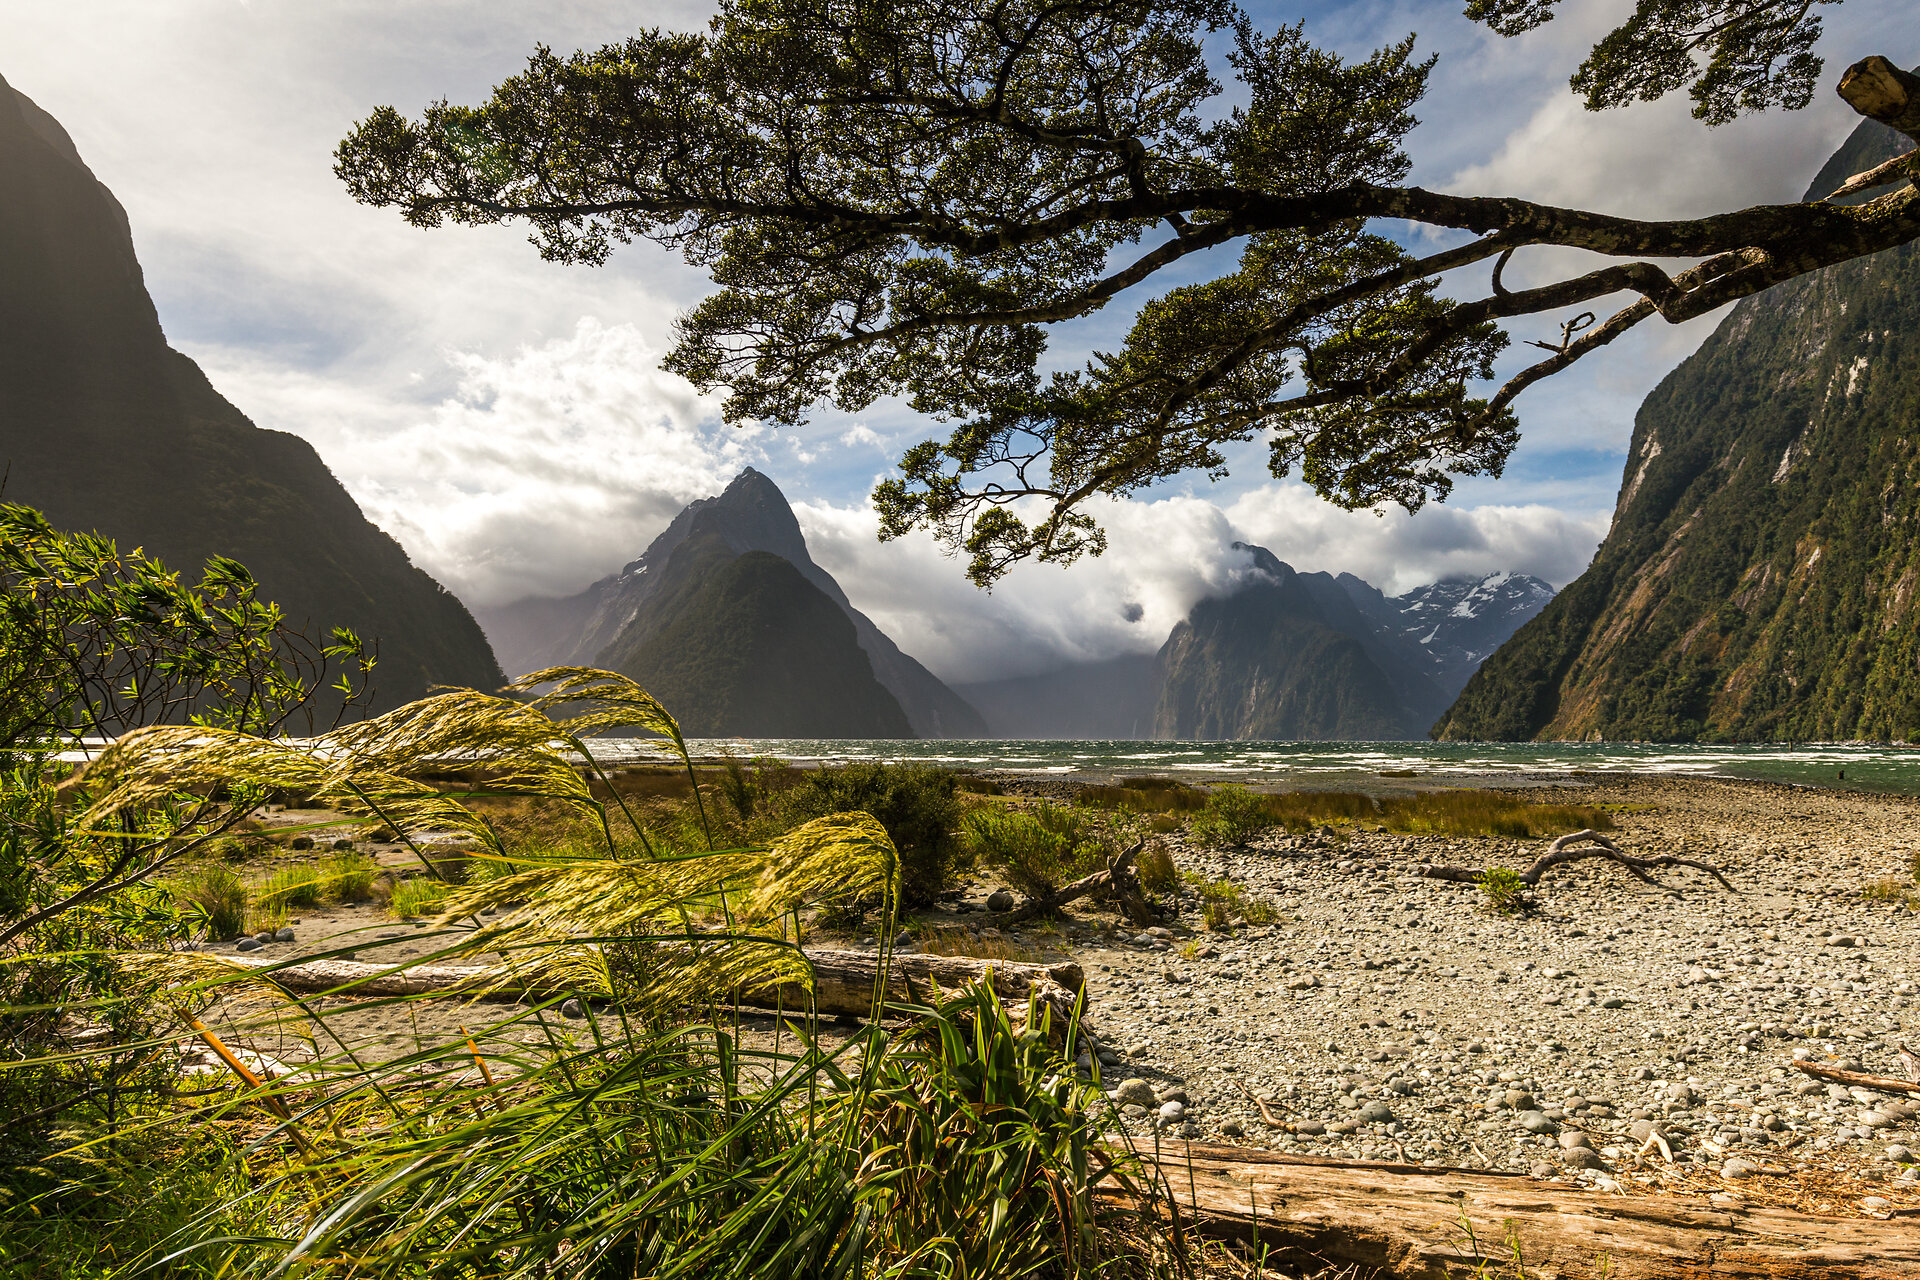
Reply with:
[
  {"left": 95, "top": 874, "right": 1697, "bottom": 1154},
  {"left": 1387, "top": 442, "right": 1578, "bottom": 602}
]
[{"left": 335, "top": 0, "right": 1919, "bottom": 584}]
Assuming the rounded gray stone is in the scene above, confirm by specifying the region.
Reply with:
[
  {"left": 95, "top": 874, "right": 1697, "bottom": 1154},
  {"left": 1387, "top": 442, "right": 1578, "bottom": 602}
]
[
  {"left": 1115, "top": 1078, "right": 1157, "bottom": 1108},
  {"left": 1561, "top": 1146, "right": 1605, "bottom": 1171},
  {"left": 1293, "top": 1120, "right": 1326, "bottom": 1136},
  {"left": 1721, "top": 1158, "right": 1760, "bottom": 1180},
  {"left": 1518, "top": 1110, "right": 1558, "bottom": 1135},
  {"left": 560, "top": 998, "right": 586, "bottom": 1019},
  {"left": 986, "top": 890, "right": 1015, "bottom": 912},
  {"left": 274, "top": 926, "right": 295, "bottom": 942},
  {"left": 1158, "top": 1100, "right": 1187, "bottom": 1121},
  {"left": 1559, "top": 1130, "right": 1593, "bottom": 1151},
  {"left": 1666, "top": 1082, "right": 1695, "bottom": 1104},
  {"left": 235, "top": 936, "right": 263, "bottom": 952},
  {"left": 1887, "top": 1144, "right": 1915, "bottom": 1163},
  {"left": 1358, "top": 1100, "right": 1394, "bottom": 1124},
  {"left": 1504, "top": 1089, "right": 1536, "bottom": 1111}
]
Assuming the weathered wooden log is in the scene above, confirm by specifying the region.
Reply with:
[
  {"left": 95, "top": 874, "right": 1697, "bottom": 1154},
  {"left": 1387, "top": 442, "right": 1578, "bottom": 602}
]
[
  {"left": 221, "top": 948, "right": 1083, "bottom": 1020},
  {"left": 1125, "top": 1141, "right": 1920, "bottom": 1279},
  {"left": 1793, "top": 1059, "right": 1920, "bottom": 1097},
  {"left": 1421, "top": 829, "right": 1733, "bottom": 892}
]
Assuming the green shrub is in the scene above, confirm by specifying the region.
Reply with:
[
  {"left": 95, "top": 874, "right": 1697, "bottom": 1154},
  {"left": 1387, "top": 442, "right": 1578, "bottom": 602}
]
[
  {"left": 963, "top": 803, "right": 1111, "bottom": 900},
  {"left": 788, "top": 762, "right": 963, "bottom": 907},
  {"left": 172, "top": 865, "right": 249, "bottom": 941},
  {"left": 1477, "top": 866, "right": 1529, "bottom": 916},
  {"left": 323, "top": 851, "right": 380, "bottom": 902},
  {"left": 390, "top": 877, "right": 450, "bottom": 919},
  {"left": 1189, "top": 784, "right": 1277, "bottom": 849}
]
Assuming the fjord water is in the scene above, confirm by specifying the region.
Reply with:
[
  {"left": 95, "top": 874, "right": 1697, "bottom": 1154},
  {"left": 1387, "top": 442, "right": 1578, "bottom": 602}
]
[{"left": 638, "top": 738, "right": 1920, "bottom": 795}]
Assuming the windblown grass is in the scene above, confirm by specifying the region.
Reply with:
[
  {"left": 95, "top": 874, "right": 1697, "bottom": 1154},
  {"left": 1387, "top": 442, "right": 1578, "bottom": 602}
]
[{"left": 1077, "top": 776, "right": 1209, "bottom": 813}]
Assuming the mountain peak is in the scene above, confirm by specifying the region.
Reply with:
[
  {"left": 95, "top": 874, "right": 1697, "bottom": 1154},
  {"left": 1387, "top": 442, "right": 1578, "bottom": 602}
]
[{"left": 1230, "top": 541, "right": 1292, "bottom": 584}]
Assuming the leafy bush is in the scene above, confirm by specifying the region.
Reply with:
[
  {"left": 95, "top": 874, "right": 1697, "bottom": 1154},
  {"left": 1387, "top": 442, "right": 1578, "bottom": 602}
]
[
  {"left": 963, "top": 803, "right": 1112, "bottom": 900},
  {"left": 788, "top": 762, "right": 962, "bottom": 907},
  {"left": 172, "top": 866, "right": 249, "bottom": 941},
  {"left": 1189, "top": 784, "right": 1277, "bottom": 848},
  {"left": 1477, "top": 866, "right": 1529, "bottom": 915}
]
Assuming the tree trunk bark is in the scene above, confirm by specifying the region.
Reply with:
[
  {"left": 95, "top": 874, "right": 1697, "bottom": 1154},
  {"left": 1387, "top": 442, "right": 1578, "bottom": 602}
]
[
  {"left": 1127, "top": 1141, "right": 1920, "bottom": 1279},
  {"left": 222, "top": 948, "right": 1083, "bottom": 1019}
]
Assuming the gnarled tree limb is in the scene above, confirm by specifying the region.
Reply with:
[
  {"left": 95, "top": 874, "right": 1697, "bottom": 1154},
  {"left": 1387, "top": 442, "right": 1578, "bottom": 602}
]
[
  {"left": 1420, "top": 829, "right": 1734, "bottom": 891},
  {"left": 1792, "top": 1060, "right": 1920, "bottom": 1097},
  {"left": 1000, "top": 838, "right": 1147, "bottom": 924}
]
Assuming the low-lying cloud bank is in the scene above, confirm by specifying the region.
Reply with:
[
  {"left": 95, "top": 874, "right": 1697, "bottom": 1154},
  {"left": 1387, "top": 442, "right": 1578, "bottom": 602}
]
[{"left": 797, "top": 488, "right": 1608, "bottom": 685}]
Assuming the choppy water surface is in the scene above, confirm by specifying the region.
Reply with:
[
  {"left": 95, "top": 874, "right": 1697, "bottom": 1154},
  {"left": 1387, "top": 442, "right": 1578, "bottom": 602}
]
[{"left": 590, "top": 738, "right": 1920, "bottom": 796}]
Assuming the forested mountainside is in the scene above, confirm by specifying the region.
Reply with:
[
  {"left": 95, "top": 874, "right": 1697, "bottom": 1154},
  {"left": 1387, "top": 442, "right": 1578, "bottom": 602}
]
[
  {"left": 481, "top": 469, "right": 979, "bottom": 737},
  {"left": 0, "top": 74, "right": 501, "bottom": 708},
  {"left": 1437, "top": 119, "right": 1920, "bottom": 742}
]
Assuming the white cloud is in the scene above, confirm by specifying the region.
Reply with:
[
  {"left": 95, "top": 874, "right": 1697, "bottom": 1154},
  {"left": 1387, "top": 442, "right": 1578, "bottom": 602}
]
[
  {"left": 200, "top": 319, "right": 756, "bottom": 605},
  {"left": 797, "top": 486, "right": 1607, "bottom": 683}
]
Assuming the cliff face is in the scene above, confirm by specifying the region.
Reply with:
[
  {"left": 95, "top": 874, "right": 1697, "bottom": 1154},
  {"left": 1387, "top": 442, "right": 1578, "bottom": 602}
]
[
  {"left": 1436, "top": 120, "right": 1918, "bottom": 742},
  {"left": 482, "top": 469, "right": 986, "bottom": 736},
  {"left": 0, "top": 74, "right": 502, "bottom": 707}
]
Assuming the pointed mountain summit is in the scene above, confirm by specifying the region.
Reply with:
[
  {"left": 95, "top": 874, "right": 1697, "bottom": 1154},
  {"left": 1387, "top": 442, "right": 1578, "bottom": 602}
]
[
  {"left": 1438, "top": 119, "right": 1920, "bottom": 742},
  {"left": 481, "top": 470, "right": 985, "bottom": 737},
  {"left": 0, "top": 73, "right": 502, "bottom": 706}
]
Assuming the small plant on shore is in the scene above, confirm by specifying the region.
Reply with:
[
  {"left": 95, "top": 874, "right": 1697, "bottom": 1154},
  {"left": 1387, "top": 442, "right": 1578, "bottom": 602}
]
[
  {"left": 1184, "top": 872, "right": 1279, "bottom": 931},
  {"left": 171, "top": 865, "right": 249, "bottom": 941},
  {"left": 1190, "top": 784, "right": 1277, "bottom": 849},
  {"left": 256, "top": 865, "right": 322, "bottom": 914},
  {"left": 1477, "top": 865, "right": 1529, "bottom": 916},
  {"left": 389, "top": 876, "right": 449, "bottom": 919},
  {"left": 1863, "top": 876, "right": 1920, "bottom": 909},
  {"left": 1077, "top": 776, "right": 1207, "bottom": 814},
  {"left": 322, "top": 850, "right": 380, "bottom": 901}
]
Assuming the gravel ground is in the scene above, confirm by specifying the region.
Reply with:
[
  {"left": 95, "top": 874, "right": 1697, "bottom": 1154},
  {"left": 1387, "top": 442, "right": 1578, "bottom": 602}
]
[{"left": 1034, "top": 776, "right": 1920, "bottom": 1207}]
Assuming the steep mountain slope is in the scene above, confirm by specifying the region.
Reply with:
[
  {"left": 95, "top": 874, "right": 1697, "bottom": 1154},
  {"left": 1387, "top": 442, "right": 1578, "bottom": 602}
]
[
  {"left": 0, "top": 74, "right": 501, "bottom": 707},
  {"left": 1152, "top": 545, "right": 1422, "bottom": 740},
  {"left": 596, "top": 534, "right": 911, "bottom": 737},
  {"left": 1436, "top": 120, "right": 1918, "bottom": 742},
  {"left": 954, "top": 654, "right": 1160, "bottom": 739},
  {"left": 481, "top": 469, "right": 985, "bottom": 736}
]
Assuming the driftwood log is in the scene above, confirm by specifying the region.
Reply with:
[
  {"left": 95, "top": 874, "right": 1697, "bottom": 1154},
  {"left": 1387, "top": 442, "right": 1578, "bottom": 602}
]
[
  {"left": 1793, "top": 1059, "right": 1920, "bottom": 1097},
  {"left": 222, "top": 949, "right": 1083, "bottom": 1020},
  {"left": 1002, "top": 838, "right": 1148, "bottom": 925},
  {"left": 1421, "top": 829, "right": 1733, "bottom": 891},
  {"left": 1127, "top": 1142, "right": 1920, "bottom": 1279}
]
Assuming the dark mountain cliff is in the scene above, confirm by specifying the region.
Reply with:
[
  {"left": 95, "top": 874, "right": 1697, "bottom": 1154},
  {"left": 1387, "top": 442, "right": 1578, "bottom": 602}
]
[
  {"left": 596, "top": 533, "right": 911, "bottom": 738},
  {"left": 1436, "top": 120, "right": 1920, "bottom": 742},
  {"left": 482, "top": 469, "right": 981, "bottom": 736},
  {"left": 0, "top": 74, "right": 502, "bottom": 707}
]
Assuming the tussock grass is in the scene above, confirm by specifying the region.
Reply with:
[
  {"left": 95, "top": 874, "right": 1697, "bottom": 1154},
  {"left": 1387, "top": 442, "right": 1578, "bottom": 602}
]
[
  {"left": 170, "top": 865, "right": 248, "bottom": 941},
  {"left": 322, "top": 850, "right": 380, "bottom": 901},
  {"left": 1077, "top": 776, "right": 1208, "bottom": 813},
  {"left": 1194, "top": 786, "right": 1616, "bottom": 843},
  {"left": 910, "top": 926, "right": 1041, "bottom": 963},
  {"left": 1182, "top": 872, "right": 1280, "bottom": 931},
  {"left": 255, "top": 865, "right": 322, "bottom": 914},
  {"left": 388, "top": 876, "right": 450, "bottom": 919},
  {"left": 1135, "top": 843, "right": 1180, "bottom": 896}
]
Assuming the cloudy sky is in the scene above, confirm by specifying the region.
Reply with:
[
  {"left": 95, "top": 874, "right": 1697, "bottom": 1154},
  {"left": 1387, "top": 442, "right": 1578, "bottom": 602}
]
[{"left": 2, "top": 0, "right": 1896, "bottom": 680}]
